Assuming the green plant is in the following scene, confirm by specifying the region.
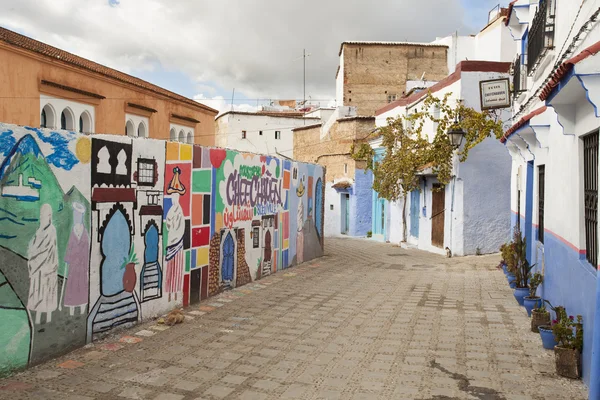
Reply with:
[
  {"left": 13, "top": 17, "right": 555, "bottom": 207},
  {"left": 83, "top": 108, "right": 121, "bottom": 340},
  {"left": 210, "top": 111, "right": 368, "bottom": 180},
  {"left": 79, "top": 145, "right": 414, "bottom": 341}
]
[
  {"left": 552, "top": 307, "right": 583, "bottom": 352},
  {"left": 351, "top": 93, "right": 504, "bottom": 241},
  {"left": 366, "top": 231, "right": 372, "bottom": 238},
  {"left": 507, "top": 226, "right": 535, "bottom": 288},
  {"left": 121, "top": 245, "right": 138, "bottom": 269},
  {"left": 476, "top": 247, "right": 482, "bottom": 256},
  {"left": 528, "top": 272, "right": 543, "bottom": 298},
  {"left": 500, "top": 242, "right": 514, "bottom": 265},
  {"left": 533, "top": 301, "right": 548, "bottom": 313}
]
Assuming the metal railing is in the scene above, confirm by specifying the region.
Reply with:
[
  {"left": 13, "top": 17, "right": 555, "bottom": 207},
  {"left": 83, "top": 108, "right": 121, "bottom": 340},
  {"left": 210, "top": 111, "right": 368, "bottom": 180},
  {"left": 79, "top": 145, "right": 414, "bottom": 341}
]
[{"left": 527, "top": 0, "right": 556, "bottom": 73}]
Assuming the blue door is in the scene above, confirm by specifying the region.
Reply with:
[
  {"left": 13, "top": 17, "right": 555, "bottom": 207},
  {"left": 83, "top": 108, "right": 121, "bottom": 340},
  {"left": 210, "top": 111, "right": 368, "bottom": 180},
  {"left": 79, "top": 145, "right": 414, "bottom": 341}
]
[
  {"left": 222, "top": 232, "right": 235, "bottom": 282},
  {"left": 410, "top": 190, "right": 420, "bottom": 238},
  {"left": 141, "top": 223, "right": 161, "bottom": 301},
  {"left": 315, "top": 178, "right": 323, "bottom": 239}
]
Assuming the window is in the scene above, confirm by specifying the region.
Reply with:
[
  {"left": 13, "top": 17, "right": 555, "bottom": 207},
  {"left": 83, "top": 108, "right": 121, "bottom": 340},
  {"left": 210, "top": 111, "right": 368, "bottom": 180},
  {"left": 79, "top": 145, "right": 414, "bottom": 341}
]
[
  {"left": 344, "top": 163, "right": 348, "bottom": 174},
  {"left": 137, "top": 159, "right": 156, "bottom": 186},
  {"left": 60, "top": 108, "right": 75, "bottom": 130},
  {"left": 253, "top": 227, "right": 260, "bottom": 248},
  {"left": 584, "top": 131, "right": 598, "bottom": 267},
  {"left": 79, "top": 111, "right": 92, "bottom": 134},
  {"left": 178, "top": 130, "right": 185, "bottom": 143},
  {"left": 387, "top": 94, "right": 397, "bottom": 103},
  {"left": 242, "top": 130, "right": 247, "bottom": 139},
  {"left": 170, "top": 128, "right": 177, "bottom": 141},
  {"left": 61, "top": 111, "right": 67, "bottom": 130},
  {"left": 137, "top": 122, "right": 147, "bottom": 138},
  {"left": 126, "top": 120, "right": 136, "bottom": 137},
  {"left": 187, "top": 131, "right": 193, "bottom": 144},
  {"left": 275, "top": 131, "right": 281, "bottom": 140},
  {"left": 538, "top": 165, "right": 545, "bottom": 243},
  {"left": 527, "top": 0, "right": 555, "bottom": 73},
  {"left": 79, "top": 116, "right": 84, "bottom": 133},
  {"left": 259, "top": 131, "right": 263, "bottom": 136},
  {"left": 41, "top": 109, "right": 47, "bottom": 128}
]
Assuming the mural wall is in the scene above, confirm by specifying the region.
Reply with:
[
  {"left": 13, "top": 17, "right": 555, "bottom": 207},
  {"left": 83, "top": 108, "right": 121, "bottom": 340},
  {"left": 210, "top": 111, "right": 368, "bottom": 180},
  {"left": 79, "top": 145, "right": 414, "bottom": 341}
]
[{"left": 0, "top": 123, "right": 324, "bottom": 376}]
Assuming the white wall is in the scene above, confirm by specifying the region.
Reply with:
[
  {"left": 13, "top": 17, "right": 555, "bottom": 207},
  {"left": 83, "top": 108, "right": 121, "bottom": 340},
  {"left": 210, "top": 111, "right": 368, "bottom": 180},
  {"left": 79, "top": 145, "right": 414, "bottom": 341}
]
[
  {"left": 216, "top": 114, "right": 320, "bottom": 158},
  {"left": 40, "top": 95, "right": 95, "bottom": 133},
  {"left": 169, "top": 123, "right": 194, "bottom": 144},
  {"left": 324, "top": 182, "right": 342, "bottom": 237}
]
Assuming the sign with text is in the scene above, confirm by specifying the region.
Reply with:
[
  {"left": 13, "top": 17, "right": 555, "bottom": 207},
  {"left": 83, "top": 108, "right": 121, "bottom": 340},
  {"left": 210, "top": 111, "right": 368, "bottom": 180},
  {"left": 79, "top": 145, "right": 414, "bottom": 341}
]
[{"left": 479, "top": 78, "right": 511, "bottom": 110}]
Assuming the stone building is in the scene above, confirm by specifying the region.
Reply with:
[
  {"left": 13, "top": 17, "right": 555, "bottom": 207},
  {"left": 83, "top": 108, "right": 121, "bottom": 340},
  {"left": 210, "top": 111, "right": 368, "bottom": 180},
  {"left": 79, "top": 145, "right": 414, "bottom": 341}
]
[
  {"left": 335, "top": 42, "right": 449, "bottom": 116},
  {"left": 0, "top": 27, "right": 218, "bottom": 145},
  {"left": 293, "top": 116, "right": 375, "bottom": 237}
]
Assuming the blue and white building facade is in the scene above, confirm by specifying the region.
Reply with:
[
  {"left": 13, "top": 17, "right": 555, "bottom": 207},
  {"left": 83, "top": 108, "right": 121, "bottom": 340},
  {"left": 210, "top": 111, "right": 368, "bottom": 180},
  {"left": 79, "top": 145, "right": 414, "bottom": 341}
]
[
  {"left": 503, "top": 0, "right": 600, "bottom": 394},
  {"left": 372, "top": 61, "right": 513, "bottom": 256}
]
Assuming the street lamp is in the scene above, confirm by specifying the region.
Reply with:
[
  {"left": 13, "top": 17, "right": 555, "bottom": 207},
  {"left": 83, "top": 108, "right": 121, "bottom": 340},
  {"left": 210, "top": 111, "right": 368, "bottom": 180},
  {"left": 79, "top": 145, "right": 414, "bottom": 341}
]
[{"left": 447, "top": 125, "right": 465, "bottom": 149}]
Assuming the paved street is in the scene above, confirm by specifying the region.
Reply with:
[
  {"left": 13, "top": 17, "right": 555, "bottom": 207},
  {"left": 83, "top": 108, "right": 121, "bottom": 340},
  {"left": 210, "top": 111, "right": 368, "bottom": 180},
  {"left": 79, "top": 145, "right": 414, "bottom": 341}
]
[{"left": 0, "top": 238, "right": 588, "bottom": 400}]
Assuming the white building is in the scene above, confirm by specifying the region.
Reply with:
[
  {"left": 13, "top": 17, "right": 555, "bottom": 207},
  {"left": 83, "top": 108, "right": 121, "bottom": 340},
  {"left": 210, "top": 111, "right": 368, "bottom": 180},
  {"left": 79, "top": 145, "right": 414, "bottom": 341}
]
[
  {"left": 215, "top": 111, "right": 321, "bottom": 158},
  {"left": 502, "top": 0, "right": 600, "bottom": 394},
  {"left": 372, "top": 61, "right": 513, "bottom": 256}
]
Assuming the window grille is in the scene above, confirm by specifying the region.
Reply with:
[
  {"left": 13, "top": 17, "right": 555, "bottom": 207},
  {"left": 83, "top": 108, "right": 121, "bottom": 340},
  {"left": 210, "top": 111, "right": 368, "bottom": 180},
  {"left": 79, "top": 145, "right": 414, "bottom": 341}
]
[
  {"left": 527, "top": 0, "right": 555, "bottom": 73},
  {"left": 584, "top": 131, "right": 598, "bottom": 267}
]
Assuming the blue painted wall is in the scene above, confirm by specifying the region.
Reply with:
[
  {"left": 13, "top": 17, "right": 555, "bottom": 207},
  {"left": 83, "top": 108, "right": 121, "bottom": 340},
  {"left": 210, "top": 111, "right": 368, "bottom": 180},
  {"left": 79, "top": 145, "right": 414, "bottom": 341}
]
[
  {"left": 349, "top": 169, "right": 373, "bottom": 237},
  {"left": 532, "top": 227, "right": 597, "bottom": 386},
  {"left": 525, "top": 161, "right": 534, "bottom": 263}
]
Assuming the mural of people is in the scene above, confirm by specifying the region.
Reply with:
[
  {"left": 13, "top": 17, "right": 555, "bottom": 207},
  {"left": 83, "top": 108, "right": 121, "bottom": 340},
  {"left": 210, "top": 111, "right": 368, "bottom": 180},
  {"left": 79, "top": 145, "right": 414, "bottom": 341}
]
[
  {"left": 296, "top": 201, "right": 304, "bottom": 264},
  {"left": 27, "top": 204, "right": 58, "bottom": 324},
  {"left": 165, "top": 167, "right": 186, "bottom": 302},
  {"left": 60, "top": 202, "right": 89, "bottom": 316}
]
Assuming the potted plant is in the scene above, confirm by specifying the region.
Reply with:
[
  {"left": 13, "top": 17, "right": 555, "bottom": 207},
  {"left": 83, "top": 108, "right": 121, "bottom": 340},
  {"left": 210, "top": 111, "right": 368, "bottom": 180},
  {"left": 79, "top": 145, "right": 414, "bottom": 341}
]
[
  {"left": 523, "top": 272, "right": 543, "bottom": 316},
  {"left": 552, "top": 307, "right": 583, "bottom": 379},
  {"left": 508, "top": 227, "right": 534, "bottom": 306},
  {"left": 122, "top": 245, "right": 139, "bottom": 293},
  {"left": 499, "top": 242, "right": 511, "bottom": 275},
  {"left": 531, "top": 301, "right": 551, "bottom": 333},
  {"left": 538, "top": 301, "right": 563, "bottom": 350}
]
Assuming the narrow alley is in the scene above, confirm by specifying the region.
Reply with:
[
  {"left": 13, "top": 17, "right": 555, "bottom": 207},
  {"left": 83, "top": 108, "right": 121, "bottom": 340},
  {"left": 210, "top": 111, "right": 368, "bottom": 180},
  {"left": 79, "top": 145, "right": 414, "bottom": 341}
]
[{"left": 0, "top": 238, "right": 587, "bottom": 400}]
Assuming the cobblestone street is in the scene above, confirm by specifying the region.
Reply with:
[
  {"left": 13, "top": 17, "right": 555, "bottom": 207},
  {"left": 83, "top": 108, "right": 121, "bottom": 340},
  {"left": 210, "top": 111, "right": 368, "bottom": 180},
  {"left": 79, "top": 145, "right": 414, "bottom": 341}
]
[{"left": 0, "top": 238, "right": 588, "bottom": 400}]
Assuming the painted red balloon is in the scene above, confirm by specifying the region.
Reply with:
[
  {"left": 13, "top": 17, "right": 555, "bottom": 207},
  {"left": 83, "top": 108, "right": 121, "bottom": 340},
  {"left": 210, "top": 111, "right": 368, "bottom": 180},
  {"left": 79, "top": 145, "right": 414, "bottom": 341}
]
[{"left": 210, "top": 149, "right": 227, "bottom": 169}]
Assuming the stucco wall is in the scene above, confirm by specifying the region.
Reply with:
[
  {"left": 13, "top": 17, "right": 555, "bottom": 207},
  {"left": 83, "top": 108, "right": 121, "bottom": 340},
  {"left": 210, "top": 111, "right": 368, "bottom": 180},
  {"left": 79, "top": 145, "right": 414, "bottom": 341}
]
[
  {"left": 215, "top": 113, "right": 320, "bottom": 158},
  {"left": 339, "top": 43, "right": 449, "bottom": 115},
  {"left": 0, "top": 122, "right": 325, "bottom": 376},
  {"left": 349, "top": 169, "right": 373, "bottom": 237},
  {"left": 0, "top": 44, "right": 217, "bottom": 146}
]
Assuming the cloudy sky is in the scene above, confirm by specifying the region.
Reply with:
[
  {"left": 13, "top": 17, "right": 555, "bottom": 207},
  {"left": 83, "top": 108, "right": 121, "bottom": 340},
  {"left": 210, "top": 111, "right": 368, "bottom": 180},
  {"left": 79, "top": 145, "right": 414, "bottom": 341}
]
[{"left": 1, "top": 0, "right": 502, "bottom": 114}]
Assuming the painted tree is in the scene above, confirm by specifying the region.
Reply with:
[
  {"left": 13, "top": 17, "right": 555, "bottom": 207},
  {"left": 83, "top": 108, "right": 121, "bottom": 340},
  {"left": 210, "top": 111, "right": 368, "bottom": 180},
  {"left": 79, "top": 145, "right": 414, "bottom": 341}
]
[{"left": 351, "top": 93, "right": 504, "bottom": 241}]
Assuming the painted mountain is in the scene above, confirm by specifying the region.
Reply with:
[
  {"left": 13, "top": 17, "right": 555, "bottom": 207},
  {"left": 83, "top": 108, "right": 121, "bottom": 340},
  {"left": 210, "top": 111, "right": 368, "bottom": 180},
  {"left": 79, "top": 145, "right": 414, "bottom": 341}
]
[{"left": 0, "top": 134, "right": 89, "bottom": 277}]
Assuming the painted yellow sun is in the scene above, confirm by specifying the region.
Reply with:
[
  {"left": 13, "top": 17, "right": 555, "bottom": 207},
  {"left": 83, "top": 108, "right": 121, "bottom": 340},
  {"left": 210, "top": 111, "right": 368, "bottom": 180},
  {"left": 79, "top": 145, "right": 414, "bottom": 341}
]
[{"left": 75, "top": 137, "right": 91, "bottom": 164}]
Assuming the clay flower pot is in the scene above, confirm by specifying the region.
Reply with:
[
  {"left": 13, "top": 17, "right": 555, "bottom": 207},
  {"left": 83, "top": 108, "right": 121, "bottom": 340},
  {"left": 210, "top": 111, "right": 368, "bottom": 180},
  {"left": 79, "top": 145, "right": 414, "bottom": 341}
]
[
  {"left": 123, "top": 263, "right": 137, "bottom": 293},
  {"left": 531, "top": 309, "right": 550, "bottom": 333},
  {"left": 555, "top": 346, "right": 581, "bottom": 379}
]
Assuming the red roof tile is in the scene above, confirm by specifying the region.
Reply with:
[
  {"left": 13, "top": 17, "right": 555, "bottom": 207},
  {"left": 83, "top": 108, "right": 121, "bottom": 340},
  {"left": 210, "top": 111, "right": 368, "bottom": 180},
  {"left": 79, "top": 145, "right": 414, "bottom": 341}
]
[
  {"left": 375, "top": 60, "right": 511, "bottom": 116},
  {"left": 500, "top": 106, "right": 547, "bottom": 143},
  {"left": 539, "top": 40, "right": 600, "bottom": 101},
  {"left": 0, "top": 26, "right": 218, "bottom": 114}
]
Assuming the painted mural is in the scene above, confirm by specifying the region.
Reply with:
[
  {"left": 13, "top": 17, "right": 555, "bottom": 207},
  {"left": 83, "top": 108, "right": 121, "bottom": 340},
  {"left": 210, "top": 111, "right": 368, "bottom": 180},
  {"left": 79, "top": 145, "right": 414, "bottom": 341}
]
[{"left": 0, "top": 123, "right": 324, "bottom": 376}]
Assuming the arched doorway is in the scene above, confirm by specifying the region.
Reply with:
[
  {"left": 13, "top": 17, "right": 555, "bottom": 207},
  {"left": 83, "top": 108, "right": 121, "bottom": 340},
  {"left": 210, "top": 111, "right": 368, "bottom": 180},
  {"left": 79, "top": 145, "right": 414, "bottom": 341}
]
[
  {"left": 100, "top": 208, "right": 131, "bottom": 296},
  {"left": 222, "top": 232, "right": 235, "bottom": 284},
  {"left": 140, "top": 223, "right": 161, "bottom": 302},
  {"left": 315, "top": 178, "right": 323, "bottom": 239}
]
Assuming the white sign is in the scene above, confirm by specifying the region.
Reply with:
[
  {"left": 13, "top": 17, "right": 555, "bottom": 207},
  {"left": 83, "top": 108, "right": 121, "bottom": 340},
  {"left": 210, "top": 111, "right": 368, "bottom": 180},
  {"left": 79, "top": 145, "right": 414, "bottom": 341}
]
[{"left": 479, "top": 78, "right": 511, "bottom": 110}]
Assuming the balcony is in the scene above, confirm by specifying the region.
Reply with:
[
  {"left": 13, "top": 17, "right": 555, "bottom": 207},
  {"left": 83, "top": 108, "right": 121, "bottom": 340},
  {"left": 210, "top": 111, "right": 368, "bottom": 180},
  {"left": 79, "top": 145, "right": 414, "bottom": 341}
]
[
  {"left": 513, "top": 56, "right": 527, "bottom": 97},
  {"left": 527, "top": 0, "right": 555, "bottom": 74}
]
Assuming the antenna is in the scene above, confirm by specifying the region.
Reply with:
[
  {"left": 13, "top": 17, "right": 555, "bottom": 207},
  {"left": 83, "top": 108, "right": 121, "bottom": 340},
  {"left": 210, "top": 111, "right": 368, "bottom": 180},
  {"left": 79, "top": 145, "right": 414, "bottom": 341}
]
[{"left": 420, "top": 72, "right": 426, "bottom": 82}]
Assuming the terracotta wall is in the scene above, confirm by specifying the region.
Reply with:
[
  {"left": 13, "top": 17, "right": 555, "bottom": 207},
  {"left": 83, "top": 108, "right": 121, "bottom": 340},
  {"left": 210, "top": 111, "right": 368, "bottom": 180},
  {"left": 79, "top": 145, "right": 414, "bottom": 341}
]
[{"left": 0, "top": 45, "right": 217, "bottom": 146}]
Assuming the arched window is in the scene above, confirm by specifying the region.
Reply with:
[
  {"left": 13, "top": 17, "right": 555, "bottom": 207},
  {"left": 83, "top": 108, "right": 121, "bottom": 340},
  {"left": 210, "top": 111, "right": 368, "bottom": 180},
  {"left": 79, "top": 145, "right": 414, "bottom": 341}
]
[
  {"left": 137, "top": 122, "right": 147, "bottom": 138},
  {"left": 60, "top": 108, "right": 75, "bottom": 130},
  {"left": 79, "top": 111, "right": 92, "bottom": 134},
  {"left": 170, "top": 128, "right": 177, "bottom": 141},
  {"left": 178, "top": 130, "right": 185, "bottom": 143},
  {"left": 187, "top": 131, "right": 193, "bottom": 144},
  {"left": 126, "top": 120, "right": 136, "bottom": 137},
  {"left": 41, "top": 109, "right": 47, "bottom": 128}
]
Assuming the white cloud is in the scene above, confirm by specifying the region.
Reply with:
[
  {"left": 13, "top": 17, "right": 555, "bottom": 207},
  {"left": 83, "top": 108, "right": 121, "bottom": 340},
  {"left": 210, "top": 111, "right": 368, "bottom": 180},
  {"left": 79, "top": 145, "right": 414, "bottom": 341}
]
[
  {"left": 1, "top": 0, "right": 478, "bottom": 101},
  {"left": 193, "top": 94, "right": 257, "bottom": 116}
]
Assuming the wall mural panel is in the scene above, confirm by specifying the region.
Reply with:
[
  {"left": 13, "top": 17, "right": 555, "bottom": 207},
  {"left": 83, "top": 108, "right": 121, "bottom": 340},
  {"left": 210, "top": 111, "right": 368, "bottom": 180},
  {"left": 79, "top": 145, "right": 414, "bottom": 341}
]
[{"left": 0, "top": 123, "right": 324, "bottom": 377}]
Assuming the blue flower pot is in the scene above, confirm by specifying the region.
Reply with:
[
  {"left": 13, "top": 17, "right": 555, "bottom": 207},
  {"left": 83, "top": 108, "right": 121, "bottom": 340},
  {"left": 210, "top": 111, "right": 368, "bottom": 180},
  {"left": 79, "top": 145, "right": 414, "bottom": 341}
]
[
  {"left": 507, "top": 272, "right": 516, "bottom": 283},
  {"left": 509, "top": 280, "right": 517, "bottom": 289},
  {"left": 513, "top": 287, "right": 529, "bottom": 306},
  {"left": 539, "top": 326, "right": 557, "bottom": 350},
  {"left": 502, "top": 264, "right": 508, "bottom": 275},
  {"left": 523, "top": 296, "right": 541, "bottom": 317}
]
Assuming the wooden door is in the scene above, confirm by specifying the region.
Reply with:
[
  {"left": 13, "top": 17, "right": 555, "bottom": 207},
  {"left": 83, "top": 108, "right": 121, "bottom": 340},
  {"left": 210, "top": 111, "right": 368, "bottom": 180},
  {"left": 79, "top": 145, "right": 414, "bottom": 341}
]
[{"left": 431, "top": 184, "right": 445, "bottom": 248}]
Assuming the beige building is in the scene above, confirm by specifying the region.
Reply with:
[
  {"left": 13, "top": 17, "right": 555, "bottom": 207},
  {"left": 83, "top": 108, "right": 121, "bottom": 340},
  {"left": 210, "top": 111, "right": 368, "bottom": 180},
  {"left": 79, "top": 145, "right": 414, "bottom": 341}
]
[
  {"left": 335, "top": 42, "right": 449, "bottom": 116},
  {"left": 0, "top": 27, "right": 218, "bottom": 145}
]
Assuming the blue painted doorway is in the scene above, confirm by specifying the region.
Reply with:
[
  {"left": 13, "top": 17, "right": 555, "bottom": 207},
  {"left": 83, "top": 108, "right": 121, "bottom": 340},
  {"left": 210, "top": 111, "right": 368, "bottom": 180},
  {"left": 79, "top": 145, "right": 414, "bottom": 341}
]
[{"left": 410, "top": 190, "right": 420, "bottom": 238}]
